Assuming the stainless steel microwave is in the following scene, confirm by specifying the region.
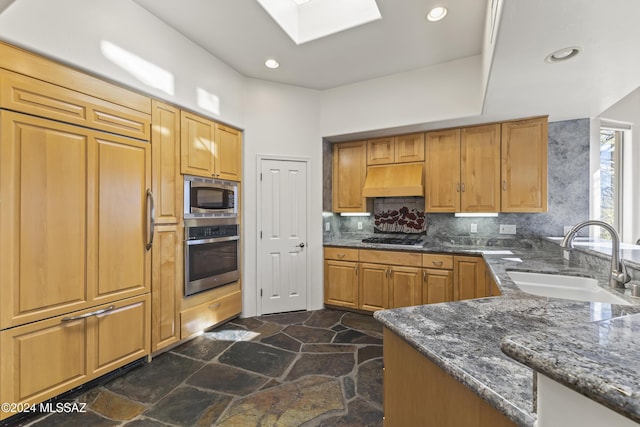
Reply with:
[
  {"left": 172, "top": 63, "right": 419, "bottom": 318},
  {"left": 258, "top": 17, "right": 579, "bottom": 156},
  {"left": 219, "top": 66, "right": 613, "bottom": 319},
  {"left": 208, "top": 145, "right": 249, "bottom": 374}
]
[{"left": 184, "top": 175, "right": 237, "bottom": 218}]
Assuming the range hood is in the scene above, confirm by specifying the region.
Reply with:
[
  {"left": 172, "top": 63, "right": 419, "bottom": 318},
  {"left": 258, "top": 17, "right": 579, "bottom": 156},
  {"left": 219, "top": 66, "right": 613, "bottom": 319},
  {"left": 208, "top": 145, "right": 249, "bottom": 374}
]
[{"left": 362, "top": 163, "right": 424, "bottom": 197}]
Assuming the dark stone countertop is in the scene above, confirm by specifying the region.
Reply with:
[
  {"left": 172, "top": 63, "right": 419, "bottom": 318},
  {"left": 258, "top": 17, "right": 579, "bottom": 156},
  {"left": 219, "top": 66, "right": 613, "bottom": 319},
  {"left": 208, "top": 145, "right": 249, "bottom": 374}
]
[{"left": 324, "top": 236, "right": 640, "bottom": 426}]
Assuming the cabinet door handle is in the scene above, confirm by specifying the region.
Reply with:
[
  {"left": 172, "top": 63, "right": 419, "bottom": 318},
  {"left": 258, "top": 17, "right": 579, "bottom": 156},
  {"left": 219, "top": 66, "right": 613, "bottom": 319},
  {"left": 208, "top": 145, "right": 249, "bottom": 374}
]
[
  {"left": 432, "top": 261, "right": 443, "bottom": 267},
  {"left": 423, "top": 270, "right": 427, "bottom": 281},
  {"left": 354, "top": 265, "right": 358, "bottom": 276},
  {"left": 461, "top": 183, "right": 465, "bottom": 192},
  {"left": 62, "top": 305, "right": 115, "bottom": 322},
  {"left": 503, "top": 180, "right": 507, "bottom": 191},
  {"left": 208, "top": 303, "right": 221, "bottom": 310},
  {"left": 146, "top": 189, "right": 155, "bottom": 251},
  {"left": 456, "top": 182, "right": 460, "bottom": 192}
]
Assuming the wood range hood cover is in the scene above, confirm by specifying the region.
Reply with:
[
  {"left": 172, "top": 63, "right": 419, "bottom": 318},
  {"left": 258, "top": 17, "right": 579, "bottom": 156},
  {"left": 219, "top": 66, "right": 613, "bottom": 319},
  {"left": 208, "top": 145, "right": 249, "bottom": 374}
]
[{"left": 362, "top": 163, "right": 424, "bottom": 197}]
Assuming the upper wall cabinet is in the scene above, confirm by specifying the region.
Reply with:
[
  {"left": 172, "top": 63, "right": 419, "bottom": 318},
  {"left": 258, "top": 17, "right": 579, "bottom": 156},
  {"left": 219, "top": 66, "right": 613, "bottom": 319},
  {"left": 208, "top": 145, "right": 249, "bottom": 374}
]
[
  {"left": 180, "top": 111, "right": 242, "bottom": 181},
  {"left": 333, "top": 141, "right": 368, "bottom": 212},
  {"left": 367, "top": 133, "right": 425, "bottom": 165},
  {"left": 501, "top": 117, "right": 548, "bottom": 212},
  {"left": 0, "top": 70, "right": 150, "bottom": 141},
  {"left": 425, "top": 117, "right": 548, "bottom": 213},
  {"left": 425, "top": 124, "right": 501, "bottom": 213}
]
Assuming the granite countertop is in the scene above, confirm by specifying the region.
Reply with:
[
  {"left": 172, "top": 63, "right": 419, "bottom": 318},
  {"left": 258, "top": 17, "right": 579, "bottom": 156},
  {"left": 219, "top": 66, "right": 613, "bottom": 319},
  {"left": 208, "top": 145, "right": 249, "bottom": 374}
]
[
  {"left": 324, "top": 236, "right": 640, "bottom": 426},
  {"left": 501, "top": 313, "right": 640, "bottom": 424}
]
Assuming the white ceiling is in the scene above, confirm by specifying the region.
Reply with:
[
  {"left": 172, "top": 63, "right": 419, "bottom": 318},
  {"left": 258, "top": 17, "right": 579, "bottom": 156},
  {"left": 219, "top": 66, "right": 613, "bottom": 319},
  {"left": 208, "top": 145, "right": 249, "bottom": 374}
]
[{"left": 134, "top": 0, "right": 640, "bottom": 127}]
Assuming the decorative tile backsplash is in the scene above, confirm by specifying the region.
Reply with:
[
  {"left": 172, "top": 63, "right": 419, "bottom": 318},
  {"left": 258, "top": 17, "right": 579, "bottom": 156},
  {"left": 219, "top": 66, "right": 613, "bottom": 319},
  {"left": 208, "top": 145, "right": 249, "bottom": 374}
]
[{"left": 374, "top": 207, "right": 427, "bottom": 233}]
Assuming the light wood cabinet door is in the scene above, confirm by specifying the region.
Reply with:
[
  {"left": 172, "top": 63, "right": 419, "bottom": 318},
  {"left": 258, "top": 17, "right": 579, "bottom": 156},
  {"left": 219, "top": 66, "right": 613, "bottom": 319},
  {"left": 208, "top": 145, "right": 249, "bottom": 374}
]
[
  {"left": 151, "top": 225, "right": 182, "bottom": 352},
  {"left": 332, "top": 141, "right": 368, "bottom": 212},
  {"left": 0, "top": 313, "right": 88, "bottom": 411},
  {"left": 151, "top": 100, "right": 181, "bottom": 225},
  {"left": 460, "top": 124, "right": 501, "bottom": 213},
  {"left": 366, "top": 136, "right": 394, "bottom": 165},
  {"left": 395, "top": 133, "right": 425, "bottom": 163},
  {"left": 94, "top": 133, "right": 151, "bottom": 303},
  {"left": 425, "top": 129, "right": 461, "bottom": 212},
  {"left": 215, "top": 123, "right": 242, "bottom": 181},
  {"left": 359, "top": 263, "right": 389, "bottom": 311},
  {"left": 485, "top": 268, "right": 502, "bottom": 297},
  {"left": 324, "top": 260, "right": 359, "bottom": 309},
  {"left": 501, "top": 117, "right": 548, "bottom": 212},
  {"left": 389, "top": 266, "right": 422, "bottom": 308},
  {"left": 180, "top": 111, "right": 216, "bottom": 177},
  {"left": 0, "top": 112, "right": 90, "bottom": 328},
  {"left": 422, "top": 268, "right": 454, "bottom": 304},
  {"left": 454, "top": 256, "right": 486, "bottom": 301},
  {"left": 89, "top": 294, "right": 150, "bottom": 378}
]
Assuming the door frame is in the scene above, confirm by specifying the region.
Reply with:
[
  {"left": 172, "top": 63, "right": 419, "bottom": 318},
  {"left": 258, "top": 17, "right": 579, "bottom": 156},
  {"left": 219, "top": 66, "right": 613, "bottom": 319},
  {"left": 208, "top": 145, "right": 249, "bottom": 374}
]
[{"left": 256, "top": 154, "right": 312, "bottom": 316}]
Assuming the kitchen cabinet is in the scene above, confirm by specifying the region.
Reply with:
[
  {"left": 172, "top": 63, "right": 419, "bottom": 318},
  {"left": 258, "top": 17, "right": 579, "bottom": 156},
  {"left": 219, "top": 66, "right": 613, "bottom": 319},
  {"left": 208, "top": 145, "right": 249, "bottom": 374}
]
[
  {"left": 151, "top": 225, "right": 182, "bottom": 352},
  {"left": 383, "top": 327, "right": 516, "bottom": 427},
  {"left": 0, "top": 294, "right": 150, "bottom": 415},
  {"left": 422, "top": 254, "right": 454, "bottom": 304},
  {"left": 425, "top": 124, "right": 501, "bottom": 213},
  {"left": 332, "top": 141, "right": 369, "bottom": 212},
  {"left": 0, "top": 111, "right": 151, "bottom": 329},
  {"left": 150, "top": 100, "right": 182, "bottom": 353},
  {"left": 180, "top": 288, "right": 242, "bottom": 339},
  {"left": 180, "top": 111, "right": 242, "bottom": 181},
  {"left": 454, "top": 255, "right": 487, "bottom": 300},
  {"left": 152, "top": 100, "right": 182, "bottom": 225},
  {"left": 324, "top": 248, "right": 359, "bottom": 309},
  {"left": 359, "top": 250, "right": 422, "bottom": 311},
  {"left": 367, "top": 133, "right": 425, "bottom": 165},
  {"left": 0, "top": 42, "right": 152, "bottom": 421},
  {"left": 501, "top": 117, "right": 548, "bottom": 212}
]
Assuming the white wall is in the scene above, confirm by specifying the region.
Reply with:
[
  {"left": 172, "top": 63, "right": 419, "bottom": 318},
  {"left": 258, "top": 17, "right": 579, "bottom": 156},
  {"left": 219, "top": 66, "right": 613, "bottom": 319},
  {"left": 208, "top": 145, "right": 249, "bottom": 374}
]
[
  {"left": 319, "top": 55, "right": 483, "bottom": 137},
  {"left": 0, "top": 0, "right": 246, "bottom": 126},
  {"left": 242, "top": 78, "right": 323, "bottom": 317}
]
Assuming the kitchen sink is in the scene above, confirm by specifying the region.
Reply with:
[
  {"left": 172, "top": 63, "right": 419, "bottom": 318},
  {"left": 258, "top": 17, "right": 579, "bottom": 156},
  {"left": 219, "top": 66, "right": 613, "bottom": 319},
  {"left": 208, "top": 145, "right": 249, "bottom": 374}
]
[{"left": 506, "top": 271, "right": 631, "bottom": 305}]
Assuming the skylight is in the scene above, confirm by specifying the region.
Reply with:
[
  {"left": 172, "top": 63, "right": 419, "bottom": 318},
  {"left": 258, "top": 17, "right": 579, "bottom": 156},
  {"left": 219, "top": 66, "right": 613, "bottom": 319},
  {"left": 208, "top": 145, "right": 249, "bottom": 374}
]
[{"left": 257, "top": 0, "right": 382, "bottom": 45}]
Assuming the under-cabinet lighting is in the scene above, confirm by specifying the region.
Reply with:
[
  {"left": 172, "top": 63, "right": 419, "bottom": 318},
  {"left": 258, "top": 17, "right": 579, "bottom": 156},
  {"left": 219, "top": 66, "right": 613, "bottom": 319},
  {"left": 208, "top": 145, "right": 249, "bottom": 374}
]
[
  {"left": 454, "top": 213, "right": 499, "bottom": 218},
  {"left": 340, "top": 212, "right": 371, "bottom": 217}
]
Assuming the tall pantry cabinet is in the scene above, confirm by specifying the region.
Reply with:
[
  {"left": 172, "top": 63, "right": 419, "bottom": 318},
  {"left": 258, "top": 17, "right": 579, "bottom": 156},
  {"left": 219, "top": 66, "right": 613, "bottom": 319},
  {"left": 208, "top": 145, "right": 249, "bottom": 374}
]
[{"left": 0, "top": 43, "right": 151, "bottom": 418}]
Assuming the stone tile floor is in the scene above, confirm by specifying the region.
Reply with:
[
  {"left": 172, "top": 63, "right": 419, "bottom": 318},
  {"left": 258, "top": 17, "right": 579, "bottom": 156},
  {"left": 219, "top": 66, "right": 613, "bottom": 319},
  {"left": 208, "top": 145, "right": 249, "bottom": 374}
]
[{"left": 14, "top": 309, "right": 383, "bottom": 427}]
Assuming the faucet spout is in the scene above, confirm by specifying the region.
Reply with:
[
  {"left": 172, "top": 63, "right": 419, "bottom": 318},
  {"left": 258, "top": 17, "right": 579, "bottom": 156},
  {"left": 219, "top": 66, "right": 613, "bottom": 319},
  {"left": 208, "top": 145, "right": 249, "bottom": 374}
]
[{"left": 561, "top": 220, "right": 630, "bottom": 289}]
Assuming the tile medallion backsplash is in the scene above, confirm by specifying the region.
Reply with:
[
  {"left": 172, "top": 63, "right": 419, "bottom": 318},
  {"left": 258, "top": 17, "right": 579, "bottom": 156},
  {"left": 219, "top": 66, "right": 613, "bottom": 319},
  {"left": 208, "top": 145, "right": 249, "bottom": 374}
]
[{"left": 374, "top": 208, "right": 426, "bottom": 233}]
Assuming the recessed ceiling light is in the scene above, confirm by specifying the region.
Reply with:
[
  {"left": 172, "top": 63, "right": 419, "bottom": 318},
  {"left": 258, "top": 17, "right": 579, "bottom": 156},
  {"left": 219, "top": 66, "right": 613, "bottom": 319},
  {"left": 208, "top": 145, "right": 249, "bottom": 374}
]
[
  {"left": 426, "top": 6, "right": 448, "bottom": 22},
  {"left": 292, "top": 0, "right": 310, "bottom": 4},
  {"left": 545, "top": 47, "right": 581, "bottom": 63},
  {"left": 265, "top": 58, "right": 280, "bottom": 69}
]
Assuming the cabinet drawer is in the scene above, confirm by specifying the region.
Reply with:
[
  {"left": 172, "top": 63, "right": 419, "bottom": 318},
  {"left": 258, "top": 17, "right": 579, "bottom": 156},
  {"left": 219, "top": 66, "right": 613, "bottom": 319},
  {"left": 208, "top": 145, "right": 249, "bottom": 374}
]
[
  {"left": 324, "top": 247, "right": 359, "bottom": 261},
  {"left": 422, "top": 254, "right": 454, "bottom": 269},
  {"left": 0, "top": 70, "right": 150, "bottom": 141},
  {"left": 359, "top": 250, "right": 422, "bottom": 267},
  {"left": 180, "top": 290, "right": 241, "bottom": 339}
]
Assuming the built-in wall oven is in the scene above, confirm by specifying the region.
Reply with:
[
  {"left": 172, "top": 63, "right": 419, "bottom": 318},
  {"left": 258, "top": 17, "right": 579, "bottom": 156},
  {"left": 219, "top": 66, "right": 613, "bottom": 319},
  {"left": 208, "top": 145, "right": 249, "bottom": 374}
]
[{"left": 184, "top": 216, "right": 239, "bottom": 297}]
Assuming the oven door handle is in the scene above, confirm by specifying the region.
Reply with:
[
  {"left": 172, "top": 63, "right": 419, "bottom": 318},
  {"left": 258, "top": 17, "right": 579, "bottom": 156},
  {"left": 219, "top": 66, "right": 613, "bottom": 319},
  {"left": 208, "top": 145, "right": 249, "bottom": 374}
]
[
  {"left": 146, "top": 189, "right": 155, "bottom": 251},
  {"left": 186, "top": 235, "right": 240, "bottom": 245}
]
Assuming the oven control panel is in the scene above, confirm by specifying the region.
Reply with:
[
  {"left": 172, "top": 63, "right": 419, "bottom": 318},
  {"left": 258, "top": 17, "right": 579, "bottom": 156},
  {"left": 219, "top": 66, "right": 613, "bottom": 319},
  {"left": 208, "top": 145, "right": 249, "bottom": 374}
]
[{"left": 187, "top": 224, "right": 238, "bottom": 240}]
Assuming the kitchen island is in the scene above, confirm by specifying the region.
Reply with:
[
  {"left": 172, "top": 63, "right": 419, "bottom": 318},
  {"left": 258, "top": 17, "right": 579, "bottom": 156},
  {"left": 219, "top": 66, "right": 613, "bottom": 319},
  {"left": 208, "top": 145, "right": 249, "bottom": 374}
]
[{"left": 325, "top": 236, "right": 640, "bottom": 426}]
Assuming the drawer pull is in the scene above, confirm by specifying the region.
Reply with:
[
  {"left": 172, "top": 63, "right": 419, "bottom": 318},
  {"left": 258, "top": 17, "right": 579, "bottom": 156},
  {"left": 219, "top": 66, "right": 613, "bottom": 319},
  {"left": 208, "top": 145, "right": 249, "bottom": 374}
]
[
  {"left": 62, "top": 305, "right": 115, "bottom": 321},
  {"left": 208, "top": 303, "right": 221, "bottom": 311},
  {"left": 432, "top": 261, "right": 443, "bottom": 267},
  {"left": 337, "top": 253, "right": 346, "bottom": 258}
]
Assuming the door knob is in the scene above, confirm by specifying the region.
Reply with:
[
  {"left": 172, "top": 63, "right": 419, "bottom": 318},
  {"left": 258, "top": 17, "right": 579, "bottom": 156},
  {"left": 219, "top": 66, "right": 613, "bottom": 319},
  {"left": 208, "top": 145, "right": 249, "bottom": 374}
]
[{"left": 297, "top": 242, "right": 305, "bottom": 248}]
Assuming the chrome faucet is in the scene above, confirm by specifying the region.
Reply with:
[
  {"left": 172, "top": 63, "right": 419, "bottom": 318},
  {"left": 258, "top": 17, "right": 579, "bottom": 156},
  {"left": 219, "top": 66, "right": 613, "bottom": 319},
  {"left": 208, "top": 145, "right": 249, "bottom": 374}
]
[{"left": 561, "top": 220, "right": 630, "bottom": 289}]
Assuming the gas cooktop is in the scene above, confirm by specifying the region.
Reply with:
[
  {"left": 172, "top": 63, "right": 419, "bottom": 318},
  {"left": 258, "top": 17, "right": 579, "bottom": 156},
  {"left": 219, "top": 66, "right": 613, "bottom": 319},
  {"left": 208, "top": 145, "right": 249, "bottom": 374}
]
[{"left": 361, "top": 236, "right": 425, "bottom": 246}]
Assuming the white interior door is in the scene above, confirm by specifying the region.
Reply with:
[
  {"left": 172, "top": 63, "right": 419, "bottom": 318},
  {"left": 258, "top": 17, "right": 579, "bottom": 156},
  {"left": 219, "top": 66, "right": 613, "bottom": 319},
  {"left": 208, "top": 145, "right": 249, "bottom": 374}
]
[{"left": 258, "top": 158, "right": 308, "bottom": 315}]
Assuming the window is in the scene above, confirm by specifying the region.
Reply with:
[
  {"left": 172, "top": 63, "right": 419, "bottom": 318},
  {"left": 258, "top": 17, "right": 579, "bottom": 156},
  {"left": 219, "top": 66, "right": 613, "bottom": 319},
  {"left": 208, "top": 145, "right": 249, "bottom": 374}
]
[{"left": 598, "top": 127, "right": 622, "bottom": 237}]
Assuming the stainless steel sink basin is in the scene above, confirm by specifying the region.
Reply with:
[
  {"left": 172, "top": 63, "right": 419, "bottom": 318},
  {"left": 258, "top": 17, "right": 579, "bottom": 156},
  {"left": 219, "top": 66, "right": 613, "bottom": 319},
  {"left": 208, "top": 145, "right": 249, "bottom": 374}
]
[{"left": 507, "top": 271, "right": 631, "bottom": 305}]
